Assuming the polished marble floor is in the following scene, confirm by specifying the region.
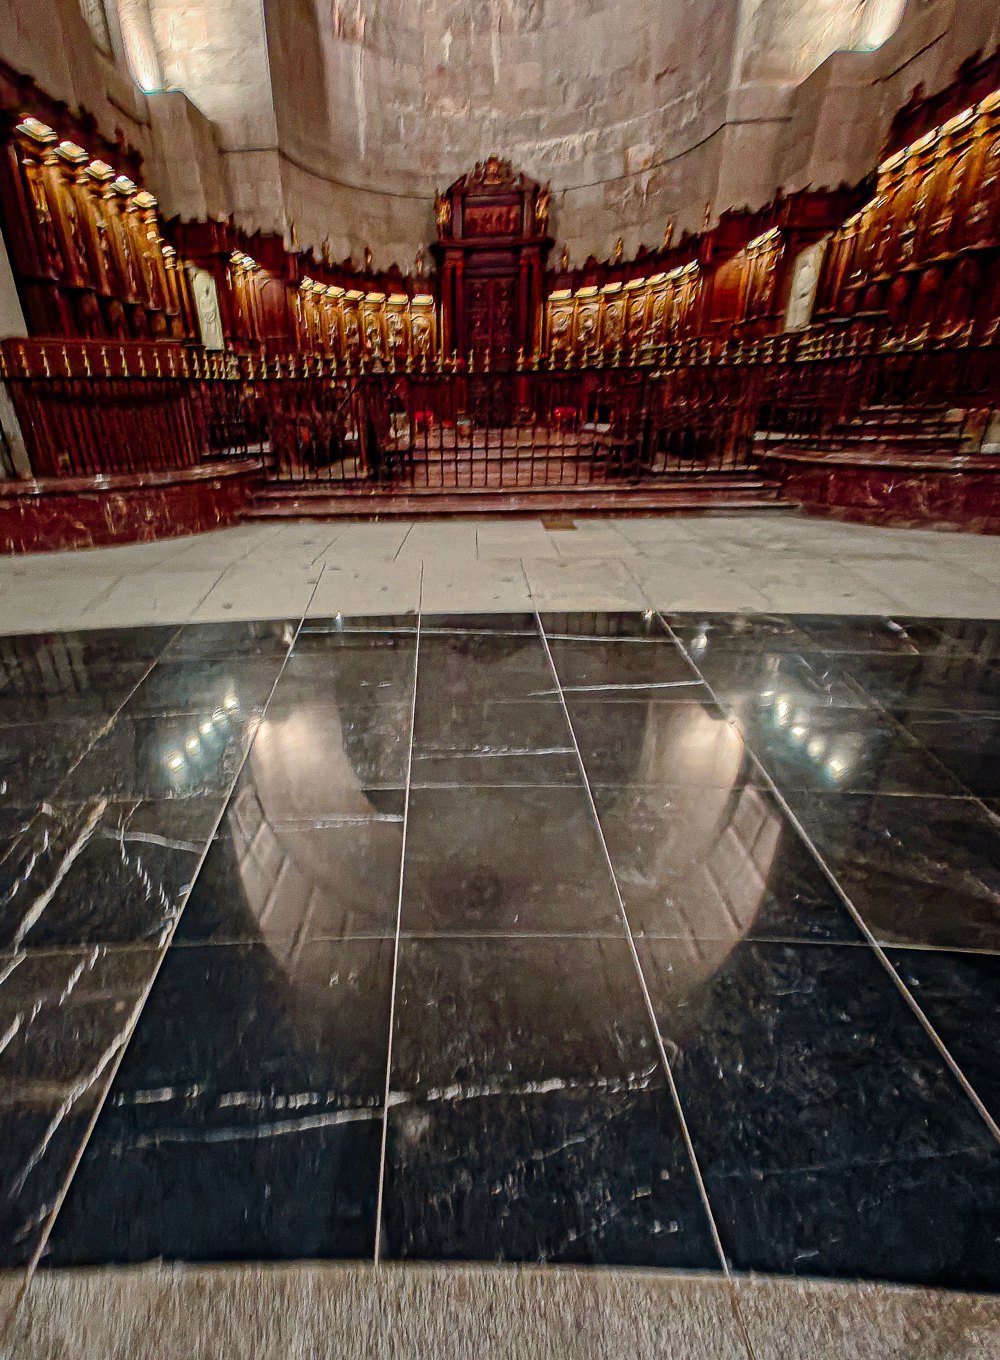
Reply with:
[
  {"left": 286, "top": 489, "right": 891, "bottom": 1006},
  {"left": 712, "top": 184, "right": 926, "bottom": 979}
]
[{"left": 1, "top": 605, "right": 999, "bottom": 1305}]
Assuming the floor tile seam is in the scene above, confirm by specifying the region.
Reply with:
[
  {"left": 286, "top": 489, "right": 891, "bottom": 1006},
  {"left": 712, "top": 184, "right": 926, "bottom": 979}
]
[
  {"left": 835, "top": 655, "right": 999, "bottom": 810},
  {"left": 373, "top": 563, "right": 422, "bottom": 1266},
  {"left": 16, "top": 569, "right": 328, "bottom": 1295},
  {"left": 534, "top": 610, "right": 734, "bottom": 1281},
  {"left": 4, "top": 623, "right": 188, "bottom": 857},
  {"left": 391, "top": 525, "right": 416, "bottom": 563},
  {"left": 26, "top": 927, "right": 986, "bottom": 957},
  {"left": 725, "top": 1275, "right": 761, "bottom": 1360},
  {"left": 306, "top": 526, "right": 348, "bottom": 567},
  {"left": 517, "top": 557, "right": 535, "bottom": 606},
  {"left": 660, "top": 611, "right": 1000, "bottom": 1154}
]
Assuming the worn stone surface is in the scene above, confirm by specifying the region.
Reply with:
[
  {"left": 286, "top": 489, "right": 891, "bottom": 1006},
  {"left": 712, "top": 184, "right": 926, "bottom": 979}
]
[
  {"left": 736, "top": 1274, "right": 1000, "bottom": 1360},
  {"left": 3, "top": 1264, "right": 1000, "bottom": 1360},
  {"left": 0, "top": 1264, "right": 748, "bottom": 1360}
]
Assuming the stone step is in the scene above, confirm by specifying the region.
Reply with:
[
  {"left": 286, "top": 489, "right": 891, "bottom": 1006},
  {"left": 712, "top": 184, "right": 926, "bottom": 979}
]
[{"left": 247, "top": 478, "right": 787, "bottom": 520}]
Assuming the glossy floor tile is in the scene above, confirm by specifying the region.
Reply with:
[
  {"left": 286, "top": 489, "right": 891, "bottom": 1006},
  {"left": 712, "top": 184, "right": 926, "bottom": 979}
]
[
  {"left": 790, "top": 793, "right": 1000, "bottom": 950},
  {"left": 638, "top": 937, "right": 1000, "bottom": 1290},
  {"left": 887, "top": 948, "right": 1000, "bottom": 1125},
  {"left": 380, "top": 936, "right": 716, "bottom": 1266},
  {"left": 0, "top": 947, "right": 159, "bottom": 1266},
  {"left": 892, "top": 709, "right": 1000, "bottom": 798},
  {"left": 46, "top": 938, "right": 393, "bottom": 1264},
  {"left": 592, "top": 784, "right": 859, "bottom": 944},
  {"left": 401, "top": 785, "right": 621, "bottom": 935},
  {"left": 0, "top": 606, "right": 998, "bottom": 1296},
  {"left": 176, "top": 788, "right": 405, "bottom": 944}
]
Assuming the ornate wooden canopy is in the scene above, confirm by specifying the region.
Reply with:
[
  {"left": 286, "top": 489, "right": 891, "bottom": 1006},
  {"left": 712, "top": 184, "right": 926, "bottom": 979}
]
[{"left": 433, "top": 158, "right": 552, "bottom": 366}]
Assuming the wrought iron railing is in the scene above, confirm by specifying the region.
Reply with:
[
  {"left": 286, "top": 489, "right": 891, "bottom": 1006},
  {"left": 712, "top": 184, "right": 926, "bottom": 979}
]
[{"left": 1, "top": 328, "right": 997, "bottom": 490}]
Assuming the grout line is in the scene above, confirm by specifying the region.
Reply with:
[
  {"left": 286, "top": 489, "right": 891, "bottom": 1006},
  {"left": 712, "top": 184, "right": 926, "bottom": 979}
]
[
  {"left": 661, "top": 612, "right": 1000, "bottom": 1151},
  {"left": 726, "top": 1276, "right": 761, "bottom": 1360},
  {"left": 517, "top": 557, "right": 534, "bottom": 604},
  {"left": 534, "top": 610, "right": 733, "bottom": 1280},
  {"left": 16, "top": 626, "right": 186, "bottom": 814},
  {"left": 391, "top": 524, "right": 416, "bottom": 563},
  {"left": 373, "top": 561, "right": 423, "bottom": 1264},
  {"left": 307, "top": 525, "right": 348, "bottom": 567},
  {"left": 19, "top": 568, "right": 328, "bottom": 1293}
]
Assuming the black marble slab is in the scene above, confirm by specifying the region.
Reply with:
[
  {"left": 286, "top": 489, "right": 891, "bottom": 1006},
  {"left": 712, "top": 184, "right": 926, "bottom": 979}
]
[
  {"left": 0, "top": 660, "right": 150, "bottom": 725},
  {"left": 592, "top": 784, "right": 859, "bottom": 943},
  {"left": 540, "top": 611, "right": 670, "bottom": 641},
  {"left": 0, "top": 946, "right": 158, "bottom": 1266},
  {"left": 380, "top": 935, "right": 717, "bottom": 1266},
  {"left": 382, "top": 1087, "right": 717, "bottom": 1267},
  {"left": 0, "top": 719, "right": 101, "bottom": 806},
  {"left": 696, "top": 650, "right": 874, "bottom": 710},
  {"left": 791, "top": 615, "right": 938, "bottom": 655},
  {"left": 124, "top": 658, "right": 285, "bottom": 717},
  {"left": 176, "top": 787, "right": 404, "bottom": 943},
  {"left": 728, "top": 701, "right": 966, "bottom": 796},
  {"left": 411, "top": 698, "right": 578, "bottom": 786},
  {"left": 230, "top": 702, "right": 411, "bottom": 814},
  {"left": 897, "top": 617, "right": 1000, "bottom": 661},
  {"left": 0, "top": 798, "right": 209, "bottom": 949},
  {"left": 301, "top": 613, "right": 418, "bottom": 634},
  {"left": 546, "top": 636, "right": 707, "bottom": 699},
  {"left": 0, "top": 626, "right": 176, "bottom": 669},
  {"left": 162, "top": 620, "right": 297, "bottom": 660},
  {"left": 59, "top": 708, "right": 258, "bottom": 803},
  {"left": 416, "top": 633, "right": 554, "bottom": 707},
  {"left": 639, "top": 937, "right": 1000, "bottom": 1290},
  {"left": 401, "top": 785, "right": 622, "bottom": 935},
  {"left": 421, "top": 613, "right": 537, "bottom": 635},
  {"left": 790, "top": 792, "right": 1000, "bottom": 950},
  {"left": 44, "top": 938, "right": 393, "bottom": 1265},
  {"left": 887, "top": 948, "right": 1000, "bottom": 1126},
  {"left": 894, "top": 709, "right": 1000, "bottom": 798},
  {"left": 664, "top": 613, "right": 816, "bottom": 653},
  {"left": 281, "top": 631, "right": 416, "bottom": 707},
  {"left": 567, "top": 698, "right": 756, "bottom": 789},
  {"left": 842, "top": 653, "right": 1000, "bottom": 713}
]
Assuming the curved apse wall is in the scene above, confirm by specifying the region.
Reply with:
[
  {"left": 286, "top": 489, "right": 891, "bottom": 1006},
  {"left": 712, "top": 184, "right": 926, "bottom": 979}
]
[
  {"left": 264, "top": 0, "right": 739, "bottom": 268},
  {"left": 233, "top": 0, "right": 923, "bottom": 265},
  {"left": 113, "top": 0, "right": 998, "bottom": 265}
]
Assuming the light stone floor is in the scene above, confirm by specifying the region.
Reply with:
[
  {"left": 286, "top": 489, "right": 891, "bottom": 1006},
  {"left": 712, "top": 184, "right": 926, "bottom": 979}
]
[
  {"left": 0, "top": 511, "right": 997, "bottom": 633},
  {"left": 2, "top": 1263, "right": 998, "bottom": 1360}
]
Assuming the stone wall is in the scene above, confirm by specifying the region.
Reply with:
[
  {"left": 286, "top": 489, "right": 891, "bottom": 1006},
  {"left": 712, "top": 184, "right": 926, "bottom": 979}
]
[{"left": 2, "top": 0, "right": 999, "bottom": 265}]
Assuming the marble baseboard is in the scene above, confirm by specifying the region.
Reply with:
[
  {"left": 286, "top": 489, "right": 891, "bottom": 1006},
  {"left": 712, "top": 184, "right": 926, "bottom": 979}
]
[
  {"left": 764, "top": 454, "right": 1000, "bottom": 534},
  {"left": 0, "top": 462, "right": 263, "bottom": 554}
]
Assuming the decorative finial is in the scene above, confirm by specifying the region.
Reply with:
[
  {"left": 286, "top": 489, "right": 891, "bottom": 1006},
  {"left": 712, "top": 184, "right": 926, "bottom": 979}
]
[{"left": 612, "top": 237, "right": 624, "bottom": 265}]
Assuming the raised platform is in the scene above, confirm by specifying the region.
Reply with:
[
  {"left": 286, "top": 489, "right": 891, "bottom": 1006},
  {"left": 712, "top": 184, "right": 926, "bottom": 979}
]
[
  {"left": 761, "top": 446, "right": 1000, "bottom": 534},
  {"left": 0, "top": 459, "right": 264, "bottom": 553}
]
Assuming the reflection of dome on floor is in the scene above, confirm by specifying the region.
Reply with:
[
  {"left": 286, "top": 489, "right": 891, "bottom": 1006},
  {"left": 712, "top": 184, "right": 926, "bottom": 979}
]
[
  {"left": 224, "top": 701, "right": 407, "bottom": 968},
  {"left": 233, "top": 692, "right": 783, "bottom": 1013}
]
